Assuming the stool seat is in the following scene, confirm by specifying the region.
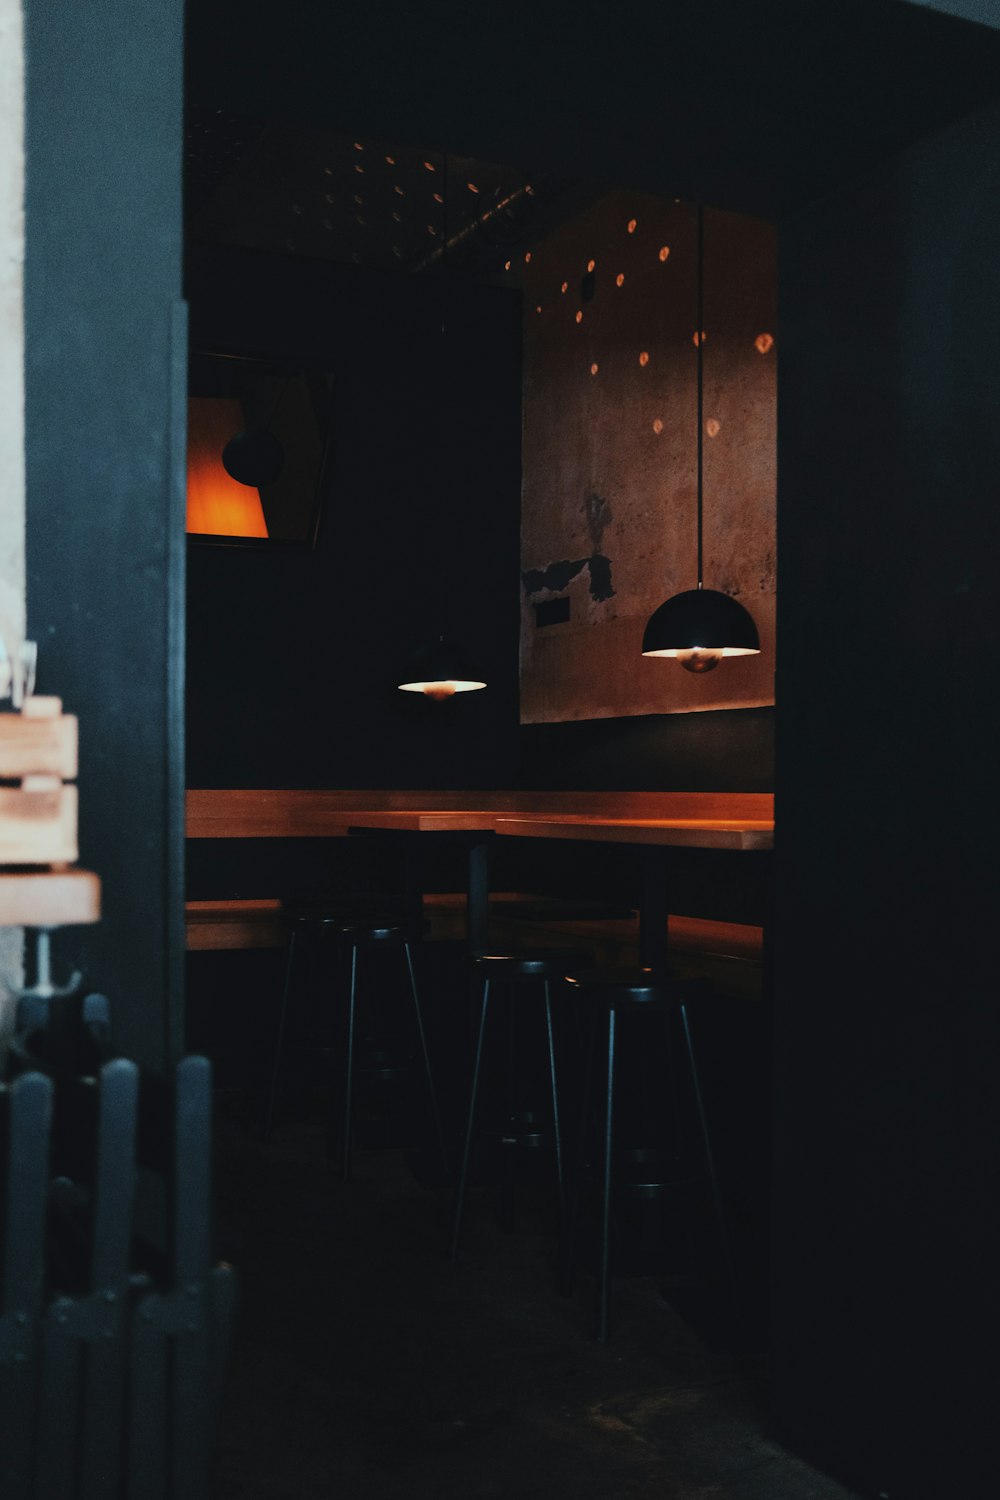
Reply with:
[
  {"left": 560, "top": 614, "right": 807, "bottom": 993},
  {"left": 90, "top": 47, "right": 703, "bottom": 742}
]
[
  {"left": 470, "top": 948, "right": 593, "bottom": 980},
  {"left": 566, "top": 968, "right": 709, "bottom": 1005},
  {"left": 319, "top": 919, "right": 408, "bottom": 945},
  {"left": 283, "top": 904, "right": 429, "bottom": 943}
]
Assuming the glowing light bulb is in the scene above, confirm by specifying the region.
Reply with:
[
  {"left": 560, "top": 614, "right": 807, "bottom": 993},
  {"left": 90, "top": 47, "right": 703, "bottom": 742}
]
[{"left": 677, "top": 648, "right": 724, "bottom": 674}]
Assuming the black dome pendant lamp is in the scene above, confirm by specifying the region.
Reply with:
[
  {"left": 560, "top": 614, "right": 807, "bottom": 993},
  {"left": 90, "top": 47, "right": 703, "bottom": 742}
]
[
  {"left": 398, "top": 633, "right": 487, "bottom": 700},
  {"left": 397, "top": 153, "right": 487, "bottom": 701},
  {"left": 642, "top": 204, "right": 760, "bottom": 674}
]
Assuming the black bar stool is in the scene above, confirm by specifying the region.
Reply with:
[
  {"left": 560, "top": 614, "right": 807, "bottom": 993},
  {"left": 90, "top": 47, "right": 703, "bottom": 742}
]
[
  {"left": 266, "top": 910, "right": 449, "bottom": 1183},
  {"left": 448, "top": 948, "right": 592, "bottom": 1265},
  {"left": 563, "top": 966, "right": 738, "bottom": 1343}
]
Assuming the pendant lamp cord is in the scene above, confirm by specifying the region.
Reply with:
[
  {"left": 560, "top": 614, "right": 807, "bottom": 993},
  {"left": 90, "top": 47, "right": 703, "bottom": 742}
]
[
  {"left": 441, "top": 151, "right": 449, "bottom": 333},
  {"left": 696, "top": 202, "right": 704, "bottom": 590}
]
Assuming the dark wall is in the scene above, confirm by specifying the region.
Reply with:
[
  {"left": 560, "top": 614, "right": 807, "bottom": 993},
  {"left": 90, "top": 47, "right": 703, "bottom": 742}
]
[
  {"left": 185, "top": 245, "right": 773, "bottom": 800},
  {"left": 519, "top": 709, "right": 773, "bottom": 791},
  {"left": 185, "top": 249, "right": 521, "bottom": 792},
  {"left": 24, "top": 0, "right": 186, "bottom": 1068},
  {"left": 770, "top": 98, "right": 1000, "bottom": 1498}
]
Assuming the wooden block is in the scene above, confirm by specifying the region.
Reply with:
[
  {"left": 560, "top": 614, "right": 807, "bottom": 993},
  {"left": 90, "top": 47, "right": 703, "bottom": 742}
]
[
  {"left": 21, "top": 696, "right": 62, "bottom": 720},
  {"left": 0, "top": 869, "right": 100, "bottom": 925},
  {"left": 0, "top": 712, "right": 78, "bottom": 779},
  {"left": 0, "top": 783, "right": 78, "bottom": 864}
]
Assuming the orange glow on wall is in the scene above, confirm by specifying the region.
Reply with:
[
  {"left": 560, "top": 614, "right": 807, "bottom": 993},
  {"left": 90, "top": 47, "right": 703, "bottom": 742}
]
[{"left": 186, "top": 398, "right": 269, "bottom": 538}]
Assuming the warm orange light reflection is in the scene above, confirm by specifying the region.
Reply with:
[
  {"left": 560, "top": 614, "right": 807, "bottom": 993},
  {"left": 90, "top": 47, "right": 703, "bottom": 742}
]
[
  {"left": 186, "top": 398, "right": 268, "bottom": 538},
  {"left": 398, "top": 679, "right": 486, "bottom": 699},
  {"left": 615, "top": 273, "right": 625, "bottom": 287},
  {"left": 590, "top": 362, "right": 599, "bottom": 376},
  {"left": 627, "top": 218, "right": 637, "bottom": 234},
  {"left": 652, "top": 418, "right": 664, "bottom": 434},
  {"left": 575, "top": 310, "right": 583, "bottom": 324},
  {"left": 561, "top": 281, "right": 569, "bottom": 294},
  {"left": 755, "top": 333, "right": 774, "bottom": 354},
  {"left": 658, "top": 245, "right": 671, "bottom": 262},
  {"left": 693, "top": 330, "right": 708, "bottom": 347},
  {"left": 706, "top": 418, "right": 721, "bottom": 437},
  {"left": 587, "top": 258, "right": 596, "bottom": 272},
  {"left": 639, "top": 351, "right": 650, "bottom": 367}
]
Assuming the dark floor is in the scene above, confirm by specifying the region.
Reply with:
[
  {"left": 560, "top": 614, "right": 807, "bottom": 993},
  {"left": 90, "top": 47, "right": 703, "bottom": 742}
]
[{"left": 210, "top": 1094, "right": 862, "bottom": 1500}]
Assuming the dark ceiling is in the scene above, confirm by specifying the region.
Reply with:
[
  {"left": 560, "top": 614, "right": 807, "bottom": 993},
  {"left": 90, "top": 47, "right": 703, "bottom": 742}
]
[
  {"left": 184, "top": 111, "right": 594, "bottom": 279},
  {"left": 186, "top": 0, "right": 1000, "bottom": 224}
]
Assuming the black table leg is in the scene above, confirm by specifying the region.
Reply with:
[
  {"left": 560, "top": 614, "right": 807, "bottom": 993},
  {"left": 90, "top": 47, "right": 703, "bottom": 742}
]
[
  {"left": 403, "top": 843, "right": 424, "bottom": 938},
  {"left": 467, "top": 835, "right": 491, "bottom": 952},
  {"left": 639, "top": 848, "right": 669, "bottom": 971}
]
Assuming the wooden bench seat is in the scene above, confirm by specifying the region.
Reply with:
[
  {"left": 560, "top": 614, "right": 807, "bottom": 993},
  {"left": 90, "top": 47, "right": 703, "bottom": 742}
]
[{"left": 184, "top": 899, "right": 286, "bottom": 951}]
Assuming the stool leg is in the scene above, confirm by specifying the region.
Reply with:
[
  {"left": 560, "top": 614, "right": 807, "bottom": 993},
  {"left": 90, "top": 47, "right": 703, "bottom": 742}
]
[
  {"left": 597, "top": 1005, "right": 616, "bottom": 1343},
  {"left": 678, "top": 1001, "right": 741, "bottom": 1331},
  {"left": 403, "top": 940, "right": 450, "bottom": 1178},
  {"left": 501, "top": 983, "right": 517, "bottom": 1232},
  {"left": 336, "top": 944, "right": 359, "bottom": 1181},
  {"left": 449, "top": 978, "right": 491, "bottom": 1262},
  {"left": 543, "top": 980, "right": 565, "bottom": 1252},
  {"left": 263, "top": 926, "right": 299, "bottom": 1144},
  {"left": 563, "top": 1000, "right": 597, "bottom": 1297}
]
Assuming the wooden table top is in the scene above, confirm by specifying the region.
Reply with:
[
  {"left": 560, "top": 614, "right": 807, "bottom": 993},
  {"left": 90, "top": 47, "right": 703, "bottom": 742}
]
[
  {"left": 343, "top": 809, "right": 498, "bottom": 833},
  {"left": 186, "top": 789, "right": 774, "bottom": 845},
  {"left": 493, "top": 815, "right": 774, "bottom": 851}
]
